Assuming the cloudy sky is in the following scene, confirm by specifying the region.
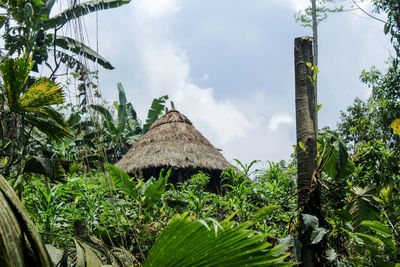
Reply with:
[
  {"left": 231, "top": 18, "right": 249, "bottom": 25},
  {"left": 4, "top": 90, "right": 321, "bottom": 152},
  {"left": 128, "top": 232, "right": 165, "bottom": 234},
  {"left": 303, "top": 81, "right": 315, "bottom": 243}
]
[{"left": 63, "top": 0, "right": 393, "bottom": 166}]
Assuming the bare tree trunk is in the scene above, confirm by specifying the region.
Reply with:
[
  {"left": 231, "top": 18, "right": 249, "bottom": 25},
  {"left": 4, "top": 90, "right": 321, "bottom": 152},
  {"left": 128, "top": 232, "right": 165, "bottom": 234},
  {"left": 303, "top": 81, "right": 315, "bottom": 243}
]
[
  {"left": 294, "top": 36, "right": 325, "bottom": 266},
  {"left": 312, "top": 0, "right": 318, "bottom": 136}
]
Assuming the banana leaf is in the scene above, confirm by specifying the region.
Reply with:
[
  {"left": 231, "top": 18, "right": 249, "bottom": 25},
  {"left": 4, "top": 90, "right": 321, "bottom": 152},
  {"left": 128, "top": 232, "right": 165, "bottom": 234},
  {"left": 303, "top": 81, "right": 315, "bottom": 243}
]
[
  {"left": 43, "top": 0, "right": 131, "bottom": 30},
  {"left": 51, "top": 35, "right": 114, "bottom": 70}
]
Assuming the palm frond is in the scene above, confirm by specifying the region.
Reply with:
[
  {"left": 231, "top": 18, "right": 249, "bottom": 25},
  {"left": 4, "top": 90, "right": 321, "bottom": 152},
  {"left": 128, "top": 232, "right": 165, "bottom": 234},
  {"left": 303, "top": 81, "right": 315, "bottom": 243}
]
[
  {"left": 18, "top": 78, "right": 64, "bottom": 108},
  {"left": 0, "top": 175, "right": 53, "bottom": 266},
  {"left": 24, "top": 114, "right": 72, "bottom": 141},
  {"left": 0, "top": 54, "right": 33, "bottom": 111},
  {"left": 24, "top": 107, "right": 69, "bottom": 129},
  {"left": 144, "top": 212, "right": 294, "bottom": 267}
]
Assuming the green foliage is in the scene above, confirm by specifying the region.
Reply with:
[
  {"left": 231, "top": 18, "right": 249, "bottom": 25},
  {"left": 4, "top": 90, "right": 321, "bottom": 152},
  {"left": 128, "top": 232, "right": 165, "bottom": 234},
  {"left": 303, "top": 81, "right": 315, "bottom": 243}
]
[
  {"left": 347, "top": 185, "right": 380, "bottom": 229},
  {"left": 373, "top": 0, "right": 400, "bottom": 56},
  {"left": 294, "top": 0, "right": 343, "bottom": 28},
  {"left": 144, "top": 211, "right": 294, "bottom": 267},
  {"left": 301, "top": 214, "right": 328, "bottom": 245},
  {"left": 318, "top": 129, "right": 354, "bottom": 179},
  {"left": 0, "top": 0, "right": 130, "bottom": 70},
  {"left": 142, "top": 95, "right": 169, "bottom": 133},
  {"left": 339, "top": 62, "right": 400, "bottom": 187},
  {"left": 52, "top": 34, "right": 114, "bottom": 70},
  {"left": 105, "top": 162, "right": 138, "bottom": 199},
  {"left": 42, "top": 0, "right": 131, "bottom": 31},
  {"left": 0, "top": 175, "right": 52, "bottom": 267},
  {"left": 143, "top": 168, "right": 171, "bottom": 207},
  {"left": 0, "top": 54, "right": 70, "bottom": 140}
]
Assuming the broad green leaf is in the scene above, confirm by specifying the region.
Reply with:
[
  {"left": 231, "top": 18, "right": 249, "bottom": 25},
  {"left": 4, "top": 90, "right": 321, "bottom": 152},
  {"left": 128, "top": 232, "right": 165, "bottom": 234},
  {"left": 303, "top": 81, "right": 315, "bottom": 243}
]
[
  {"left": 45, "top": 244, "right": 64, "bottom": 266},
  {"left": 24, "top": 107, "right": 69, "bottom": 129},
  {"left": 311, "top": 227, "right": 328, "bottom": 244},
  {"left": 302, "top": 214, "right": 319, "bottom": 232},
  {"left": 347, "top": 185, "right": 380, "bottom": 228},
  {"left": 251, "top": 205, "right": 281, "bottom": 223},
  {"left": 104, "top": 163, "right": 138, "bottom": 199},
  {"left": 43, "top": 0, "right": 131, "bottom": 30},
  {"left": 41, "top": 0, "right": 56, "bottom": 15},
  {"left": 90, "top": 104, "right": 114, "bottom": 121},
  {"left": 322, "top": 130, "right": 354, "bottom": 179},
  {"left": 142, "top": 95, "right": 169, "bottom": 133},
  {"left": 74, "top": 240, "right": 85, "bottom": 267},
  {"left": 144, "top": 169, "right": 171, "bottom": 207},
  {"left": 117, "top": 82, "right": 127, "bottom": 133},
  {"left": 354, "top": 232, "right": 384, "bottom": 246},
  {"left": 360, "top": 220, "right": 393, "bottom": 237},
  {"left": 51, "top": 35, "right": 114, "bottom": 70}
]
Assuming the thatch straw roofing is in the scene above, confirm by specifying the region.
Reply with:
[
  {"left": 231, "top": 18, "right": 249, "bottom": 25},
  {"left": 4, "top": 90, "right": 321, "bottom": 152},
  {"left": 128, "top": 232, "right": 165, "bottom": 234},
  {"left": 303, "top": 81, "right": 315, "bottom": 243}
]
[{"left": 116, "top": 108, "right": 230, "bottom": 178}]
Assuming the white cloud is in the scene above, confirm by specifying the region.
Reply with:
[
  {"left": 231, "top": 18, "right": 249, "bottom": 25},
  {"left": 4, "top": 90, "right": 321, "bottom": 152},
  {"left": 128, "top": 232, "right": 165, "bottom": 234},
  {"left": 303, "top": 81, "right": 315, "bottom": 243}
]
[
  {"left": 137, "top": 0, "right": 181, "bottom": 18},
  {"left": 125, "top": 0, "right": 254, "bottom": 147},
  {"left": 268, "top": 114, "right": 294, "bottom": 131},
  {"left": 200, "top": 73, "right": 208, "bottom": 81},
  {"left": 286, "top": 0, "right": 309, "bottom": 11}
]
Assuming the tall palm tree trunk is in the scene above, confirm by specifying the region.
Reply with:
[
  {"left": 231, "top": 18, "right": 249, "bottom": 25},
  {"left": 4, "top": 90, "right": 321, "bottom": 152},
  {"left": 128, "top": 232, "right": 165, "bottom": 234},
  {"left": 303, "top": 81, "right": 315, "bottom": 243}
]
[{"left": 294, "top": 36, "right": 325, "bottom": 266}]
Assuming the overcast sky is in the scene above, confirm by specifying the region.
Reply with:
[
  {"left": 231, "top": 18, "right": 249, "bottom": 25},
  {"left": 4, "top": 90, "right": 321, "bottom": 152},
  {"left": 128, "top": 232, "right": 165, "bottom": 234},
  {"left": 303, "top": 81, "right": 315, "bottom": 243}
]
[{"left": 63, "top": 0, "right": 393, "bottom": 167}]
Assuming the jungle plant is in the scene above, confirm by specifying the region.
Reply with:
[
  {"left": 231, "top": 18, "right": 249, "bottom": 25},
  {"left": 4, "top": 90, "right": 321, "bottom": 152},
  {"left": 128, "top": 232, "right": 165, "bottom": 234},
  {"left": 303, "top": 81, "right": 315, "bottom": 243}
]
[
  {"left": 325, "top": 184, "right": 399, "bottom": 266},
  {"left": 0, "top": 0, "right": 131, "bottom": 70},
  {"left": 0, "top": 54, "right": 70, "bottom": 176},
  {"left": 0, "top": 174, "right": 52, "bottom": 267}
]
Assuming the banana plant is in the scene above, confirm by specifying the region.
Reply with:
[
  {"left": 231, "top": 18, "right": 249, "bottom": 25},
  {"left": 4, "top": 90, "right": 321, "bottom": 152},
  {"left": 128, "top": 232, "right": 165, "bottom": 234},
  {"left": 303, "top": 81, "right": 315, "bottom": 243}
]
[
  {"left": 91, "top": 86, "right": 167, "bottom": 162},
  {"left": 90, "top": 83, "right": 142, "bottom": 162},
  {"left": 0, "top": 0, "right": 131, "bottom": 70}
]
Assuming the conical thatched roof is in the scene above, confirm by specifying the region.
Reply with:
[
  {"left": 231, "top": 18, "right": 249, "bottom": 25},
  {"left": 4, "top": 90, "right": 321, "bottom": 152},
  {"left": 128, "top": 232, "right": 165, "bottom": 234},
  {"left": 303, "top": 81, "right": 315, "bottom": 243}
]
[{"left": 116, "top": 106, "right": 230, "bottom": 186}]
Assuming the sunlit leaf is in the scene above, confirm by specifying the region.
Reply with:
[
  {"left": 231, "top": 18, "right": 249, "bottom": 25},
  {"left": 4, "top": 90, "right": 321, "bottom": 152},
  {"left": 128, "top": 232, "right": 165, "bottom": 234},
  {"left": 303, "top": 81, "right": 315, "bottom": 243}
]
[
  {"left": 390, "top": 118, "right": 400, "bottom": 135},
  {"left": 360, "top": 220, "right": 393, "bottom": 237},
  {"left": 0, "top": 54, "right": 33, "bottom": 111},
  {"left": 347, "top": 185, "right": 380, "bottom": 228},
  {"left": 144, "top": 213, "right": 295, "bottom": 267},
  {"left": 19, "top": 78, "right": 64, "bottom": 108}
]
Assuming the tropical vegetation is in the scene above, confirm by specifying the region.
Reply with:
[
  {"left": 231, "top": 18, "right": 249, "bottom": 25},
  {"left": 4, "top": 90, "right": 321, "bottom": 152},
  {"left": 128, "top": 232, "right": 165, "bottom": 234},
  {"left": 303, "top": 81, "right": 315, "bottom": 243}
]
[{"left": 0, "top": 0, "right": 399, "bottom": 266}]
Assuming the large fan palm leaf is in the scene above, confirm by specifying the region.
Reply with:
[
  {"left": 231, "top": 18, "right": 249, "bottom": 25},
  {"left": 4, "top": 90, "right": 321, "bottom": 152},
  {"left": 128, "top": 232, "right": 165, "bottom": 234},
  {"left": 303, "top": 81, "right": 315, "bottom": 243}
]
[{"left": 144, "top": 209, "right": 295, "bottom": 267}]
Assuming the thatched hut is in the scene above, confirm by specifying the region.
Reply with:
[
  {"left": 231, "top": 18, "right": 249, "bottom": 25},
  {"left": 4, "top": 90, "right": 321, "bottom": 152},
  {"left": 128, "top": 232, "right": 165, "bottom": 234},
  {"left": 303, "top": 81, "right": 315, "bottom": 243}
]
[{"left": 116, "top": 104, "right": 230, "bottom": 192}]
